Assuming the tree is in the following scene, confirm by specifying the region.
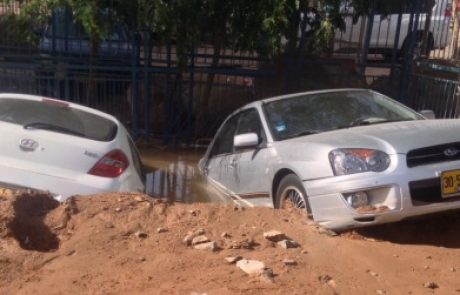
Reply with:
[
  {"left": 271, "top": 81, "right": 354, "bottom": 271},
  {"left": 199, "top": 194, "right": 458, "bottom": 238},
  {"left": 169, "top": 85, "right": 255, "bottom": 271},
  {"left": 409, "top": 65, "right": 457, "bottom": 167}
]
[
  {"left": 19, "top": 0, "right": 141, "bottom": 56},
  {"left": 148, "top": 0, "right": 291, "bottom": 123}
]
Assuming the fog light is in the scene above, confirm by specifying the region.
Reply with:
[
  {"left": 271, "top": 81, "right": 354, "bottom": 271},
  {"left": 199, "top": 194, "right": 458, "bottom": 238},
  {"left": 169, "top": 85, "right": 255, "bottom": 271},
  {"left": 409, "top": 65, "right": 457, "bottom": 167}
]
[{"left": 344, "top": 192, "right": 369, "bottom": 208}]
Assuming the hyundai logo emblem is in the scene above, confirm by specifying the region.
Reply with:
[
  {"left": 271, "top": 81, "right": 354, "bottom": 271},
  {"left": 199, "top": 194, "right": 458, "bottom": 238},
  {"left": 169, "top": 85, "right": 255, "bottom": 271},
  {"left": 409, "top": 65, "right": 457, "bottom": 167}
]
[
  {"left": 444, "top": 147, "right": 459, "bottom": 157},
  {"left": 19, "top": 138, "right": 39, "bottom": 151}
]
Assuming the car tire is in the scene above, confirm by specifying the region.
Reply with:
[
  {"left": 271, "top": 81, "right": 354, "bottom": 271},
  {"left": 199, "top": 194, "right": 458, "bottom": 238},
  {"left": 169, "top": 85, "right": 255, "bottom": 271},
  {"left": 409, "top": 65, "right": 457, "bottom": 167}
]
[{"left": 275, "top": 174, "right": 312, "bottom": 216}]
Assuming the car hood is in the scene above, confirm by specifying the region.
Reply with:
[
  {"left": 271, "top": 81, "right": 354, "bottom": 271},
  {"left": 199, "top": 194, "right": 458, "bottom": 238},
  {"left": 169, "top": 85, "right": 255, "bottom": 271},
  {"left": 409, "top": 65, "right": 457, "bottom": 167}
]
[{"left": 281, "top": 119, "right": 460, "bottom": 154}]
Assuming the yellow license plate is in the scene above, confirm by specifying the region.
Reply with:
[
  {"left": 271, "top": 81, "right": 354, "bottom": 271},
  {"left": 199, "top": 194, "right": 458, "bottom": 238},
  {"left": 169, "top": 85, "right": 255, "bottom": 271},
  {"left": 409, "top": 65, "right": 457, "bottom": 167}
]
[{"left": 441, "top": 170, "right": 460, "bottom": 198}]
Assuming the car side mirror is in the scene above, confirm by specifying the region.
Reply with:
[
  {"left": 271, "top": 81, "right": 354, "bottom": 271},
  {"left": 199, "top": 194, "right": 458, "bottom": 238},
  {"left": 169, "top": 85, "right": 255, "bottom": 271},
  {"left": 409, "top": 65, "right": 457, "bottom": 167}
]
[
  {"left": 234, "top": 133, "right": 259, "bottom": 149},
  {"left": 419, "top": 110, "right": 436, "bottom": 119}
]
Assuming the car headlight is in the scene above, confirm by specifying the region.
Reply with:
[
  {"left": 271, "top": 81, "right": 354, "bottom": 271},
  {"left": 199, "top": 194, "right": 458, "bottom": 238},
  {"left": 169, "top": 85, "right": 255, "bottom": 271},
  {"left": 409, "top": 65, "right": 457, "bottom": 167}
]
[{"left": 329, "top": 148, "right": 390, "bottom": 176}]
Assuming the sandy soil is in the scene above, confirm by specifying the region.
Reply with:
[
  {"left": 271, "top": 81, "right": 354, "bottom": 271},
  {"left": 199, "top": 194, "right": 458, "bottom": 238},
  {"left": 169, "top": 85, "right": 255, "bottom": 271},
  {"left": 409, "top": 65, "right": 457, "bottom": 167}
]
[{"left": 1, "top": 189, "right": 460, "bottom": 295}]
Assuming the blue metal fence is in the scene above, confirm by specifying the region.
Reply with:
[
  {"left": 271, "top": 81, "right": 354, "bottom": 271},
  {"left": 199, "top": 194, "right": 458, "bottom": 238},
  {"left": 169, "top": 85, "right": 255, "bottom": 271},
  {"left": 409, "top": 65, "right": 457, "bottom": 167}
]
[{"left": 1, "top": 1, "right": 460, "bottom": 145}]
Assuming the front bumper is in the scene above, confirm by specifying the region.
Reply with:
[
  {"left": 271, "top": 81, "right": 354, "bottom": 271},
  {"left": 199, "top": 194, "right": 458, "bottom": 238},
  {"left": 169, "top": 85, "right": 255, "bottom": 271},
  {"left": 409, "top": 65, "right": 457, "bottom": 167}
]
[{"left": 305, "top": 154, "right": 460, "bottom": 231}]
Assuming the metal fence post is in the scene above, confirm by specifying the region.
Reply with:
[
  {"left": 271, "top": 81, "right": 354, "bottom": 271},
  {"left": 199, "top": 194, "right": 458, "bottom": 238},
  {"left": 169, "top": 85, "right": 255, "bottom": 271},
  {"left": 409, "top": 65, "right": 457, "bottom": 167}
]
[
  {"left": 388, "top": 11, "right": 403, "bottom": 97},
  {"left": 398, "top": 0, "right": 422, "bottom": 103},
  {"left": 360, "top": 1, "right": 376, "bottom": 75},
  {"left": 187, "top": 48, "right": 195, "bottom": 145}
]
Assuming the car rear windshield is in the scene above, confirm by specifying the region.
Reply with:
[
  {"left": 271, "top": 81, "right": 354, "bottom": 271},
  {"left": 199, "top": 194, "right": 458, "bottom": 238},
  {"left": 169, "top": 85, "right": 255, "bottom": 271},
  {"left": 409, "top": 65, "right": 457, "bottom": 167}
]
[{"left": 0, "top": 98, "right": 117, "bottom": 141}]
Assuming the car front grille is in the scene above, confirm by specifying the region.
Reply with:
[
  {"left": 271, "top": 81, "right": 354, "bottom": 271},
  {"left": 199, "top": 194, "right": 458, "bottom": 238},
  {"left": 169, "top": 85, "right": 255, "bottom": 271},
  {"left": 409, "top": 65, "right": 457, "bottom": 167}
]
[
  {"left": 406, "top": 142, "right": 460, "bottom": 168},
  {"left": 409, "top": 178, "right": 460, "bottom": 206}
]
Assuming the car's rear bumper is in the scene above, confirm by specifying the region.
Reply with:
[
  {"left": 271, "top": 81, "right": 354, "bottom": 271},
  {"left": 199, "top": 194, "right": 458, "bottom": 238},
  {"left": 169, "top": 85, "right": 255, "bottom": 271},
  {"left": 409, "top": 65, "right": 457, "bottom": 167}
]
[
  {"left": 305, "top": 156, "right": 460, "bottom": 231},
  {"left": 0, "top": 164, "right": 123, "bottom": 201}
]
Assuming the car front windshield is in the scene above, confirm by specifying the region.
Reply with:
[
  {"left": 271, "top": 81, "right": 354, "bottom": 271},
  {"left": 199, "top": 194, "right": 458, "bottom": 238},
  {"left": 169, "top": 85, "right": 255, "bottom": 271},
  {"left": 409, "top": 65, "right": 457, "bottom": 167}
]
[{"left": 263, "top": 90, "right": 423, "bottom": 141}]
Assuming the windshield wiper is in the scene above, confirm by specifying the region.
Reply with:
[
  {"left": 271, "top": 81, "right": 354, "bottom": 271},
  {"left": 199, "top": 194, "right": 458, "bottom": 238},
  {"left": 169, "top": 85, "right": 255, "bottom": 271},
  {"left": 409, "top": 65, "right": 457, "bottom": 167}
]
[
  {"left": 286, "top": 130, "right": 319, "bottom": 138},
  {"left": 24, "top": 122, "right": 85, "bottom": 137},
  {"left": 348, "top": 118, "right": 412, "bottom": 127}
]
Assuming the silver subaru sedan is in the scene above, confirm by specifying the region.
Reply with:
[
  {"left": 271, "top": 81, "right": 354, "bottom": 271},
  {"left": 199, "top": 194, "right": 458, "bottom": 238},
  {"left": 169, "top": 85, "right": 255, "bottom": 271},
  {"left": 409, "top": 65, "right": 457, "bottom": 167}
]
[{"left": 199, "top": 89, "right": 460, "bottom": 231}]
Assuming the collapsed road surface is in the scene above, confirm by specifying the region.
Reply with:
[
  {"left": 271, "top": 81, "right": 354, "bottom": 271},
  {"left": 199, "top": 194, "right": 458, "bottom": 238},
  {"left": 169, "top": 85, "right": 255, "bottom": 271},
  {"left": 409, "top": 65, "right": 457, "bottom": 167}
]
[{"left": 0, "top": 189, "right": 459, "bottom": 294}]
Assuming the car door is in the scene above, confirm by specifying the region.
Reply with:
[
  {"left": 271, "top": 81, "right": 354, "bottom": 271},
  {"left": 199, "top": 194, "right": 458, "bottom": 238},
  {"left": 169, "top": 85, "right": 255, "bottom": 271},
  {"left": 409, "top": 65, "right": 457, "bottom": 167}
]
[
  {"left": 203, "top": 114, "right": 240, "bottom": 193},
  {"left": 227, "top": 108, "right": 272, "bottom": 206}
]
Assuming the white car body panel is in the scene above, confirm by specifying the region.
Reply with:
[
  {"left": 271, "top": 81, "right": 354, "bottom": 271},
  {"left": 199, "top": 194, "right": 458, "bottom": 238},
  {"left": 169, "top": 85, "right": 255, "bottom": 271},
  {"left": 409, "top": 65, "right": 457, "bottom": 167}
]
[
  {"left": 200, "top": 88, "right": 460, "bottom": 231},
  {"left": 336, "top": 0, "right": 452, "bottom": 51},
  {"left": 0, "top": 93, "right": 145, "bottom": 201}
]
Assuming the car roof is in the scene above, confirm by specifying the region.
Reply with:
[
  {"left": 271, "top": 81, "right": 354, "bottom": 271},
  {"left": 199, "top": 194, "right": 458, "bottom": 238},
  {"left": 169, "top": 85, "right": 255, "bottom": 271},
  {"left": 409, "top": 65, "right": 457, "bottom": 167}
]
[{"left": 0, "top": 93, "right": 119, "bottom": 124}]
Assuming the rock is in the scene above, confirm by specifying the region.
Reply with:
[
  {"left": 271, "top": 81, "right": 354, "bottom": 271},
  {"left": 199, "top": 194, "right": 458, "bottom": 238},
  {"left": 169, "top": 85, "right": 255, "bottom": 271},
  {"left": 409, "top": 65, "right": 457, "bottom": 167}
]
[
  {"left": 263, "top": 230, "right": 287, "bottom": 242},
  {"left": 277, "top": 239, "right": 299, "bottom": 249},
  {"left": 318, "top": 227, "right": 338, "bottom": 236},
  {"left": 423, "top": 282, "right": 439, "bottom": 289},
  {"left": 426, "top": 256, "right": 433, "bottom": 260},
  {"left": 236, "top": 259, "right": 266, "bottom": 276},
  {"left": 188, "top": 209, "right": 200, "bottom": 216},
  {"left": 327, "top": 279, "right": 337, "bottom": 289},
  {"left": 156, "top": 227, "right": 168, "bottom": 233},
  {"left": 134, "top": 231, "right": 148, "bottom": 239},
  {"left": 191, "top": 235, "right": 210, "bottom": 245},
  {"left": 194, "top": 241, "right": 218, "bottom": 252},
  {"left": 225, "top": 256, "right": 243, "bottom": 264},
  {"left": 367, "top": 270, "right": 378, "bottom": 277},
  {"left": 364, "top": 237, "right": 377, "bottom": 242},
  {"left": 195, "top": 228, "right": 205, "bottom": 235},
  {"left": 221, "top": 232, "right": 231, "bottom": 239},
  {"left": 259, "top": 268, "right": 275, "bottom": 283},
  {"left": 138, "top": 257, "right": 146, "bottom": 262},
  {"left": 424, "top": 265, "right": 430, "bottom": 270},
  {"left": 228, "top": 239, "right": 255, "bottom": 250},
  {"left": 376, "top": 290, "right": 386, "bottom": 295},
  {"left": 115, "top": 207, "right": 122, "bottom": 212},
  {"left": 283, "top": 259, "right": 297, "bottom": 265},
  {"left": 449, "top": 267, "right": 456, "bottom": 272},
  {"left": 183, "top": 229, "right": 206, "bottom": 245},
  {"left": 301, "top": 249, "right": 309, "bottom": 254},
  {"left": 134, "top": 196, "right": 144, "bottom": 202},
  {"left": 318, "top": 274, "right": 333, "bottom": 284},
  {"left": 183, "top": 234, "right": 194, "bottom": 245}
]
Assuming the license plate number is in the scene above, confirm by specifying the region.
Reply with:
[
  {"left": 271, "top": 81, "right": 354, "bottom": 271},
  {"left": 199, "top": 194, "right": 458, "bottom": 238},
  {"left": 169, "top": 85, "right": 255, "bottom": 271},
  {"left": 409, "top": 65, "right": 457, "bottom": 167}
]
[{"left": 441, "top": 170, "right": 460, "bottom": 198}]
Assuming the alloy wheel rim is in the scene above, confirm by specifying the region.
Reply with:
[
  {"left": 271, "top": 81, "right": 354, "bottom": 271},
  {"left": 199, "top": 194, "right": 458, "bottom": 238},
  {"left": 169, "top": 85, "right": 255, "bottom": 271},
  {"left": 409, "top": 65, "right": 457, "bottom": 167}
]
[{"left": 281, "top": 186, "right": 307, "bottom": 209}]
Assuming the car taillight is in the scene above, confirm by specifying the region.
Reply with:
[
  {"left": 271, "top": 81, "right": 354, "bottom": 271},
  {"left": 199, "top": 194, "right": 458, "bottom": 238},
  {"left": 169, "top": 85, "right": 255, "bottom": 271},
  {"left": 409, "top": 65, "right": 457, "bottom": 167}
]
[
  {"left": 88, "top": 149, "right": 129, "bottom": 178},
  {"left": 445, "top": 4, "right": 452, "bottom": 17}
]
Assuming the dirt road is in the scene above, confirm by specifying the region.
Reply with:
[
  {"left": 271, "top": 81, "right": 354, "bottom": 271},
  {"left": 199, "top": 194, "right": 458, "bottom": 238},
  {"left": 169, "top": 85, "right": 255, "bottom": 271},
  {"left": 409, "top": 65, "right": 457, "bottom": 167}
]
[{"left": 1, "top": 190, "right": 459, "bottom": 294}]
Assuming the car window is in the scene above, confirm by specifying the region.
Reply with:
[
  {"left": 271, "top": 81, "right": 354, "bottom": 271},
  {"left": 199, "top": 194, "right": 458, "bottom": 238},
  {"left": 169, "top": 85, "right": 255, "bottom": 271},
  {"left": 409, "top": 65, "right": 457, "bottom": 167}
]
[
  {"left": 263, "top": 90, "right": 423, "bottom": 141},
  {"left": 209, "top": 114, "right": 239, "bottom": 157},
  {"left": 235, "top": 109, "right": 266, "bottom": 144},
  {"left": 0, "top": 98, "right": 117, "bottom": 142},
  {"left": 374, "top": 0, "right": 435, "bottom": 15}
]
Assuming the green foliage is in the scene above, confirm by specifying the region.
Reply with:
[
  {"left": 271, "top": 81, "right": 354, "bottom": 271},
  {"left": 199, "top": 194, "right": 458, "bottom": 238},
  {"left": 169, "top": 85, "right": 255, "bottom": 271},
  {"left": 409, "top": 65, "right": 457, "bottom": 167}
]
[
  {"left": 18, "top": 0, "right": 138, "bottom": 44},
  {"left": 148, "top": 0, "right": 291, "bottom": 67},
  {"left": 0, "top": 13, "right": 38, "bottom": 46},
  {"left": 12, "top": 0, "right": 437, "bottom": 59}
]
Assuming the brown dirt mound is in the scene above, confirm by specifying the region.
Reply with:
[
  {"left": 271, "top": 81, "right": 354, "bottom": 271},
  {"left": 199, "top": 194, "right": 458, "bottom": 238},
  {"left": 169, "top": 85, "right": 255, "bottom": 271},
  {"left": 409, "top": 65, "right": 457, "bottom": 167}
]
[{"left": 1, "top": 190, "right": 460, "bottom": 294}]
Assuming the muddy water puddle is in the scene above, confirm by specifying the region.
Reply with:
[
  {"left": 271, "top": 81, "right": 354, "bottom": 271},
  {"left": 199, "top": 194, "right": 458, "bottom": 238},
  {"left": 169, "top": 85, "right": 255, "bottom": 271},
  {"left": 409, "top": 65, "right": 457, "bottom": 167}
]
[{"left": 140, "top": 148, "right": 231, "bottom": 204}]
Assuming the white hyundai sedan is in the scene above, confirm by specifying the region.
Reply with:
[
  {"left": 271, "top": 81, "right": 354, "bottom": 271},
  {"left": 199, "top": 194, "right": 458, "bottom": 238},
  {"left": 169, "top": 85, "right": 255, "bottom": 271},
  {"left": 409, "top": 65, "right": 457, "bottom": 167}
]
[
  {"left": 0, "top": 93, "right": 145, "bottom": 201},
  {"left": 199, "top": 89, "right": 460, "bottom": 231}
]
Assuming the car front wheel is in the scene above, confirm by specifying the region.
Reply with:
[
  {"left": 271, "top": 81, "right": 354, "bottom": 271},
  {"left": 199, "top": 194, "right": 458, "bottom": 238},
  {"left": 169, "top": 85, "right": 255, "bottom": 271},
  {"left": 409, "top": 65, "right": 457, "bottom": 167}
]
[{"left": 275, "top": 174, "right": 312, "bottom": 216}]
